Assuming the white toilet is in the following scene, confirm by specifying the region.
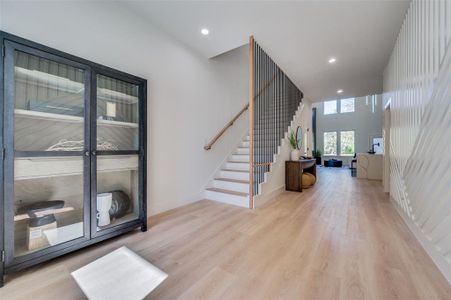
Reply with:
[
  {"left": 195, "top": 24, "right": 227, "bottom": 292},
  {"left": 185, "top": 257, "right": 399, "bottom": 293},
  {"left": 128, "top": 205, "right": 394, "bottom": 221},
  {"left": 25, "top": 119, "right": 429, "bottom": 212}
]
[{"left": 97, "top": 193, "right": 112, "bottom": 227}]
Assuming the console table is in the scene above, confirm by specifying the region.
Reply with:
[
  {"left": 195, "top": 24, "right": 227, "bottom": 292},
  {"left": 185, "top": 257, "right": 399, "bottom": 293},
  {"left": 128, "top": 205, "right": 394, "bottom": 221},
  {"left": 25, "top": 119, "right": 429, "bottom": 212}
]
[{"left": 285, "top": 159, "right": 317, "bottom": 192}]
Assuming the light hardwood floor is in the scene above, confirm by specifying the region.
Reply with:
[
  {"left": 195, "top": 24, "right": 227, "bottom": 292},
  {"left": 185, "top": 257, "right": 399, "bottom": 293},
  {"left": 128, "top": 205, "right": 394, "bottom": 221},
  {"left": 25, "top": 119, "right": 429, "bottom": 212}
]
[{"left": 1, "top": 168, "right": 450, "bottom": 299}]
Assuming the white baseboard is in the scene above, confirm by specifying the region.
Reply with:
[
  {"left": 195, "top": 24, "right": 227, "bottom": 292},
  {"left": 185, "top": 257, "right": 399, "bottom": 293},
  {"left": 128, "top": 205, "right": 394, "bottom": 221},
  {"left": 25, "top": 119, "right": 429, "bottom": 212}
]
[
  {"left": 391, "top": 198, "right": 451, "bottom": 284},
  {"left": 254, "top": 185, "right": 285, "bottom": 208}
]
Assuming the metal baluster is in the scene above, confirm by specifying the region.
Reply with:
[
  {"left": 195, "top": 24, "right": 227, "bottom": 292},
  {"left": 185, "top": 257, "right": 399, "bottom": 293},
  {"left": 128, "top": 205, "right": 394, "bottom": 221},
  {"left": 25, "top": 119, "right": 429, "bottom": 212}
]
[{"left": 251, "top": 40, "right": 303, "bottom": 197}]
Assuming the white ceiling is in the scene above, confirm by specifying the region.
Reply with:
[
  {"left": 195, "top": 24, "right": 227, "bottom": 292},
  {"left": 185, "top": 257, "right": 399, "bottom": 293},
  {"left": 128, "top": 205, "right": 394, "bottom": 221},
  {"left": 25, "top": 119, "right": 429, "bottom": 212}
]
[{"left": 123, "top": 0, "right": 410, "bottom": 102}]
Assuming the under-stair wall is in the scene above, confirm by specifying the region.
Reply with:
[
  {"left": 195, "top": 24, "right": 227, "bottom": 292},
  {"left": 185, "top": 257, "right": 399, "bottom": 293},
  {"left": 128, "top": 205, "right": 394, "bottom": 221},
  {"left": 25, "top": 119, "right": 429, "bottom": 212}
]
[
  {"left": 383, "top": 0, "right": 451, "bottom": 283},
  {"left": 254, "top": 99, "right": 312, "bottom": 208}
]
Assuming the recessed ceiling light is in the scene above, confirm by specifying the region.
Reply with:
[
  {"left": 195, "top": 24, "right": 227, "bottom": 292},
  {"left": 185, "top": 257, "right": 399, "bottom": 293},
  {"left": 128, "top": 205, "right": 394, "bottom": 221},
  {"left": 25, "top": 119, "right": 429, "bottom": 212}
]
[
  {"left": 337, "top": 89, "right": 343, "bottom": 94},
  {"left": 201, "top": 28, "right": 209, "bottom": 35},
  {"left": 328, "top": 57, "right": 336, "bottom": 63}
]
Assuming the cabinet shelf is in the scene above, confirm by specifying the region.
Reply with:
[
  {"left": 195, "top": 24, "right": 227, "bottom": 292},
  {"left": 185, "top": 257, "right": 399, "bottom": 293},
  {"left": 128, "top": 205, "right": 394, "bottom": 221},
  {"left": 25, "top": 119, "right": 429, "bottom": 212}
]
[
  {"left": 97, "top": 213, "right": 138, "bottom": 231},
  {"left": 15, "top": 109, "right": 138, "bottom": 128},
  {"left": 15, "top": 67, "right": 139, "bottom": 104},
  {"left": 15, "top": 155, "right": 138, "bottom": 180}
]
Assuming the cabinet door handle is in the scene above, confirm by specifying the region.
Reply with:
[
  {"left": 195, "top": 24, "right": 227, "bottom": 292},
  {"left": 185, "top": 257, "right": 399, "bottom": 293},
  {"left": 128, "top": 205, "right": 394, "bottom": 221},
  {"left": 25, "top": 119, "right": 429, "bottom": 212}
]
[
  {"left": 84, "top": 151, "right": 90, "bottom": 156},
  {"left": 92, "top": 151, "right": 96, "bottom": 156}
]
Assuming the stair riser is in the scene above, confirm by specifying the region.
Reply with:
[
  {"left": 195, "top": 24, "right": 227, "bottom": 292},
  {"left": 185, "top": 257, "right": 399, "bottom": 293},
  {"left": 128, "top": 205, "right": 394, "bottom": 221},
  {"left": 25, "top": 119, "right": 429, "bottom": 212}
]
[
  {"left": 224, "top": 162, "right": 249, "bottom": 171},
  {"left": 243, "top": 136, "right": 250, "bottom": 141},
  {"left": 230, "top": 155, "right": 249, "bottom": 162},
  {"left": 236, "top": 148, "right": 249, "bottom": 155},
  {"left": 212, "top": 180, "right": 249, "bottom": 193},
  {"left": 204, "top": 190, "right": 249, "bottom": 208},
  {"left": 219, "top": 170, "right": 249, "bottom": 181},
  {"left": 240, "top": 141, "right": 249, "bottom": 147}
]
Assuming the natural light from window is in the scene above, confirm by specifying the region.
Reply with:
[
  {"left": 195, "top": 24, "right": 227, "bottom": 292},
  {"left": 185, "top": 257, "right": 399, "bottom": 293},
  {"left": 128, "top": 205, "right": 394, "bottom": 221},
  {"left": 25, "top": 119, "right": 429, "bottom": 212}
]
[
  {"left": 340, "top": 98, "right": 355, "bottom": 113},
  {"left": 324, "top": 132, "right": 337, "bottom": 155},
  {"left": 340, "top": 131, "right": 355, "bottom": 155},
  {"left": 324, "top": 100, "right": 337, "bottom": 115}
]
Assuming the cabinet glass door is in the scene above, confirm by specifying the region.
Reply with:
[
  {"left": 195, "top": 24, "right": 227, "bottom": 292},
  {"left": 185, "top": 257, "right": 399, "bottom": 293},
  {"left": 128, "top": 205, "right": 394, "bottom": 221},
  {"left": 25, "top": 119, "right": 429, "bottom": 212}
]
[
  {"left": 96, "top": 74, "right": 139, "bottom": 150},
  {"left": 4, "top": 42, "right": 90, "bottom": 262},
  {"left": 92, "top": 73, "right": 142, "bottom": 235}
]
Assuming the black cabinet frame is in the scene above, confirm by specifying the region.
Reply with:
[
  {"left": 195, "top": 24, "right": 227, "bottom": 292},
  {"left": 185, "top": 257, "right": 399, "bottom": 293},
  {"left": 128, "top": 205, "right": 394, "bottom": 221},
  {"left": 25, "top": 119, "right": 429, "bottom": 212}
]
[{"left": 0, "top": 31, "right": 148, "bottom": 286}]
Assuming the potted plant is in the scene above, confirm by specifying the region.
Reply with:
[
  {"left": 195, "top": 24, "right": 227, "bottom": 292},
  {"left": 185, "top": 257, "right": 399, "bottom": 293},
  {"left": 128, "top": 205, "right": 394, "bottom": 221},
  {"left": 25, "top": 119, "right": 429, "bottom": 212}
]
[
  {"left": 289, "top": 130, "right": 301, "bottom": 161},
  {"left": 312, "top": 149, "right": 322, "bottom": 165}
]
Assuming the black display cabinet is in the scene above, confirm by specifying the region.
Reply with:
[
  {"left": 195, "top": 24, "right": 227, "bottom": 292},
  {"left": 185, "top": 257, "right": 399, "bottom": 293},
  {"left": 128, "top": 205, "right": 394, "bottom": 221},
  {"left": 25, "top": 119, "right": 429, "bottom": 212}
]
[{"left": 0, "top": 31, "right": 147, "bottom": 286}]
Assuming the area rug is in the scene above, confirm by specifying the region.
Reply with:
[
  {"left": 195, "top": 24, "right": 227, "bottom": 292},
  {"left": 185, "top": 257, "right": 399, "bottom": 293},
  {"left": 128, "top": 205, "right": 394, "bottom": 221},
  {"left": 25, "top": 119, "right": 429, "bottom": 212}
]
[{"left": 71, "top": 246, "right": 168, "bottom": 300}]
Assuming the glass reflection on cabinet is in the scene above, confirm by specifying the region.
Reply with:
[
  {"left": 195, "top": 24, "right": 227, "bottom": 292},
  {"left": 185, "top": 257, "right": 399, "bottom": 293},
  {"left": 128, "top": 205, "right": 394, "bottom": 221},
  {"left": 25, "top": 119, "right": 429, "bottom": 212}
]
[
  {"left": 96, "top": 75, "right": 139, "bottom": 151},
  {"left": 96, "top": 155, "right": 139, "bottom": 231},
  {"left": 14, "top": 51, "right": 85, "bottom": 151},
  {"left": 13, "top": 156, "right": 84, "bottom": 257}
]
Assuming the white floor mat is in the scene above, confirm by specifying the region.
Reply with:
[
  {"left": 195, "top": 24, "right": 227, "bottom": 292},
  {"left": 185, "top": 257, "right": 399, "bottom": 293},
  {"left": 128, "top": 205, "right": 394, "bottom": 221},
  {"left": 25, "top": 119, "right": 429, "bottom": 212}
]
[{"left": 71, "top": 246, "right": 168, "bottom": 300}]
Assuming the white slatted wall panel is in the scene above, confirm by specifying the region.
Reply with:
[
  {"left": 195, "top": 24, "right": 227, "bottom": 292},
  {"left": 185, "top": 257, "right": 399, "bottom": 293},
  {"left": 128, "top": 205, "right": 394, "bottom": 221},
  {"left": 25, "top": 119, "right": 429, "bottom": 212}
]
[{"left": 383, "top": 0, "right": 451, "bottom": 283}]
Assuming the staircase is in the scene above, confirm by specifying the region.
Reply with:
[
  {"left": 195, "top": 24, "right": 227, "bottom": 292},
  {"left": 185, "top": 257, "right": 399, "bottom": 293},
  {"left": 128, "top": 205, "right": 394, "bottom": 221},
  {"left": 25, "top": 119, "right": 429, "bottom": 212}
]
[
  {"left": 202, "top": 38, "right": 303, "bottom": 209},
  {"left": 204, "top": 135, "right": 250, "bottom": 207}
]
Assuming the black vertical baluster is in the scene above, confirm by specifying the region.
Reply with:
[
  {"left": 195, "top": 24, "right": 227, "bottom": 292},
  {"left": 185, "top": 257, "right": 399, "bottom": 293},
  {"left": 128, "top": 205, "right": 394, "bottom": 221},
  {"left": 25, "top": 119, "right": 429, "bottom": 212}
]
[
  {"left": 253, "top": 45, "right": 261, "bottom": 194},
  {"left": 265, "top": 48, "right": 267, "bottom": 186},
  {"left": 255, "top": 43, "right": 259, "bottom": 195},
  {"left": 258, "top": 44, "right": 261, "bottom": 193},
  {"left": 259, "top": 52, "right": 268, "bottom": 190},
  {"left": 251, "top": 41, "right": 303, "bottom": 196},
  {"left": 265, "top": 49, "right": 268, "bottom": 187},
  {"left": 263, "top": 49, "right": 266, "bottom": 187},
  {"left": 270, "top": 58, "right": 272, "bottom": 166},
  {"left": 261, "top": 49, "right": 264, "bottom": 189},
  {"left": 258, "top": 44, "right": 261, "bottom": 194},
  {"left": 274, "top": 63, "right": 279, "bottom": 165},
  {"left": 256, "top": 45, "right": 265, "bottom": 189},
  {"left": 278, "top": 69, "right": 281, "bottom": 146},
  {"left": 254, "top": 42, "right": 257, "bottom": 196},
  {"left": 273, "top": 60, "right": 276, "bottom": 164}
]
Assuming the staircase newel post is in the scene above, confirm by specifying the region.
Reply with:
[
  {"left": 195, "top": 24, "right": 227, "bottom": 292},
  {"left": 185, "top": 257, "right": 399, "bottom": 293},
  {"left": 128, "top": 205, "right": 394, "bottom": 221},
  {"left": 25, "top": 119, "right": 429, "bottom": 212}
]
[{"left": 249, "top": 35, "right": 255, "bottom": 209}]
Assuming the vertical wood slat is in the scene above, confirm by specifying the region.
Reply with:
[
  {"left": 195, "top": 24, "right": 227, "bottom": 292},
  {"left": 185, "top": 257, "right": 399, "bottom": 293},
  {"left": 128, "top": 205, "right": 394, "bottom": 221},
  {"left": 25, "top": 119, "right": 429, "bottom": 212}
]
[
  {"left": 248, "top": 36, "right": 255, "bottom": 209},
  {"left": 383, "top": 0, "right": 451, "bottom": 282}
]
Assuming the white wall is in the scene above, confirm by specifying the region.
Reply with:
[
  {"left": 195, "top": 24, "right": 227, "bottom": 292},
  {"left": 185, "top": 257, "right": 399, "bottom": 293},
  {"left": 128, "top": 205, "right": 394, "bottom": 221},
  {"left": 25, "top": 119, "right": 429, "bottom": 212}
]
[
  {"left": 383, "top": 0, "right": 451, "bottom": 283},
  {"left": 254, "top": 99, "right": 313, "bottom": 207},
  {"left": 312, "top": 96, "right": 383, "bottom": 166},
  {"left": 1, "top": 1, "right": 249, "bottom": 215}
]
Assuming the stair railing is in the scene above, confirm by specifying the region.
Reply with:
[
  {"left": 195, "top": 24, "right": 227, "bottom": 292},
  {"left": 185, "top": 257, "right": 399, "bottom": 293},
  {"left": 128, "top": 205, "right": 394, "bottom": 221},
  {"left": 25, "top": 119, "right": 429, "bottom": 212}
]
[
  {"left": 249, "top": 36, "right": 304, "bottom": 208},
  {"left": 203, "top": 64, "right": 278, "bottom": 152},
  {"left": 204, "top": 103, "right": 249, "bottom": 150}
]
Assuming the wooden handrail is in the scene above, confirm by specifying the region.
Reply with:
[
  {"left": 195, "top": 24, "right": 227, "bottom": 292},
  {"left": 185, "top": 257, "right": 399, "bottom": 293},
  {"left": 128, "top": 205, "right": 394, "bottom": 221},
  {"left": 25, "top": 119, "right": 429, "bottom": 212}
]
[
  {"left": 203, "top": 67, "right": 276, "bottom": 151},
  {"left": 204, "top": 103, "right": 249, "bottom": 150},
  {"left": 255, "top": 74, "right": 276, "bottom": 99}
]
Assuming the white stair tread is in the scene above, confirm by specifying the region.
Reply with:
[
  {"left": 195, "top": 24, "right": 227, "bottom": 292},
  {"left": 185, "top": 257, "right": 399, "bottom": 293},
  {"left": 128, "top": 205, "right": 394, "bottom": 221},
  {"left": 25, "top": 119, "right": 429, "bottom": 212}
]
[
  {"left": 206, "top": 187, "right": 248, "bottom": 197},
  {"left": 214, "top": 178, "right": 249, "bottom": 184}
]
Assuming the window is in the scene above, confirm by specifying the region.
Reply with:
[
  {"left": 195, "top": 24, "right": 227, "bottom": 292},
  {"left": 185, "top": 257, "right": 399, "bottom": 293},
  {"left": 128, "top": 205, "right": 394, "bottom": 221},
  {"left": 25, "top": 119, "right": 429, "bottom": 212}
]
[
  {"left": 340, "top": 131, "right": 355, "bottom": 155},
  {"left": 324, "top": 132, "right": 337, "bottom": 155},
  {"left": 324, "top": 100, "right": 337, "bottom": 115},
  {"left": 340, "top": 98, "right": 355, "bottom": 113}
]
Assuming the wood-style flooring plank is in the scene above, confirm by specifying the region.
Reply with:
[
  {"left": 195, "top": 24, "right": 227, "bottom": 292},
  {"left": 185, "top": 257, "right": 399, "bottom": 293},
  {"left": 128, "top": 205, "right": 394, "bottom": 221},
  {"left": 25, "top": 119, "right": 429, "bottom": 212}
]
[{"left": 1, "top": 168, "right": 450, "bottom": 300}]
